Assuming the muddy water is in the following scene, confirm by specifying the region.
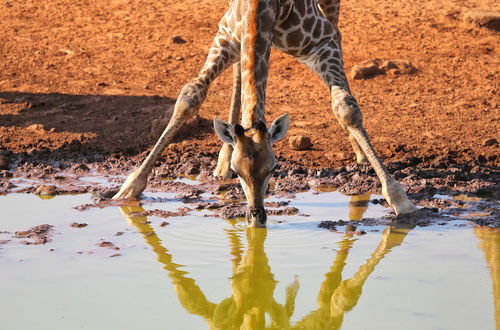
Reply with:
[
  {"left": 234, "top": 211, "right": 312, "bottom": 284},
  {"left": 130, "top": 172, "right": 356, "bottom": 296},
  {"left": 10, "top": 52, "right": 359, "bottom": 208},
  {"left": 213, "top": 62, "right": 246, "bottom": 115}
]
[{"left": 0, "top": 191, "right": 498, "bottom": 330}]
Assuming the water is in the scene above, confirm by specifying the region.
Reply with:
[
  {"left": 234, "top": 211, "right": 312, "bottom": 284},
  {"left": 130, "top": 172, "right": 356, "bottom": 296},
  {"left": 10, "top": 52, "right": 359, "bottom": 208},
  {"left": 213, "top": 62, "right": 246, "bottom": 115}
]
[{"left": 0, "top": 190, "right": 498, "bottom": 330}]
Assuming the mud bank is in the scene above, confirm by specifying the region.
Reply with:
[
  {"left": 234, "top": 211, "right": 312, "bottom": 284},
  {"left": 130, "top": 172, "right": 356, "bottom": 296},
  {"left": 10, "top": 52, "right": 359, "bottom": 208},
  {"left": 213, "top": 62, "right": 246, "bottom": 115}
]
[{"left": 1, "top": 148, "right": 498, "bottom": 228}]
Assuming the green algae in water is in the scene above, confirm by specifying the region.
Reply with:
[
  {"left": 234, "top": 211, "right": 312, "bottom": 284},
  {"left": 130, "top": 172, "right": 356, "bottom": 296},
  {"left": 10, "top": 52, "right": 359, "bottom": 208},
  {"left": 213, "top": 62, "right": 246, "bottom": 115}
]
[{"left": 0, "top": 191, "right": 498, "bottom": 330}]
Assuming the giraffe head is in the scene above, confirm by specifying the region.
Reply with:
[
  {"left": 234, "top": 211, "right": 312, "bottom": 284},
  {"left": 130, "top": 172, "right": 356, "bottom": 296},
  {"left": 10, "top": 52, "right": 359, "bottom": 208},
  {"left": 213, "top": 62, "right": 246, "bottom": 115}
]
[{"left": 214, "top": 114, "right": 290, "bottom": 227}]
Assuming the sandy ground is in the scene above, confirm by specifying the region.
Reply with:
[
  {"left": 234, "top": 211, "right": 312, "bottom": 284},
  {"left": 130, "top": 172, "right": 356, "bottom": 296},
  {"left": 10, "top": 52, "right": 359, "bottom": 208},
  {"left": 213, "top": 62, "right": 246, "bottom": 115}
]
[{"left": 1, "top": 0, "right": 499, "bottom": 163}]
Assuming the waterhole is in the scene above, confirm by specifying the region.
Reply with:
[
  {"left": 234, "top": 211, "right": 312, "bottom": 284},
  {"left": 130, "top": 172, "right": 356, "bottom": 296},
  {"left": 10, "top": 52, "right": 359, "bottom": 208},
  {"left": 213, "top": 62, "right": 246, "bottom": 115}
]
[{"left": 0, "top": 189, "right": 498, "bottom": 330}]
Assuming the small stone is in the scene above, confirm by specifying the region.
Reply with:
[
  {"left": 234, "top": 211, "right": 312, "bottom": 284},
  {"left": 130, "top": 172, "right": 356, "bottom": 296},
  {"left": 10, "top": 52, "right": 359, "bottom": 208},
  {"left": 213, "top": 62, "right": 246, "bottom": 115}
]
[
  {"left": 176, "top": 56, "right": 185, "bottom": 61},
  {"left": 185, "top": 165, "right": 200, "bottom": 175},
  {"left": 26, "top": 123, "right": 44, "bottom": 131},
  {"left": 35, "top": 185, "right": 57, "bottom": 196},
  {"left": 72, "top": 164, "right": 90, "bottom": 172},
  {"left": 171, "top": 36, "right": 186, "bottom": 44},
  {"left": 289, "top": 135, "right": 313, "bottom": 150},
  {"left": 70, "top": 222, "right": 88, "bottom": 228},
  {"left": 351, "top": 59, "right": 416, "bottom": 79},
  {"left": 160, "top": 221, "right": 169, "bottom": 227},
  {"left": 483, "top": 138, "right": 498, "bottom": 146},
  {"left": 350, "top": 61, "right": 384, "bottom": 80},
  {"left": 463, "top": 9, "right": 500, "bottom": 31},
  {"left": 0, "top": 156, "right": 9, "bottom": 170},
  {"left": 97, "top": 82, "right": 109, "bottom": 87},
  {"left": 97, "top": 241, "right": 119, "bottom": 250},
  {"left": 379, "top": 60, "right": 397, "bottom": 71},
  {"left": 0, "top": 170, "right": 14, "bottom": 178}
]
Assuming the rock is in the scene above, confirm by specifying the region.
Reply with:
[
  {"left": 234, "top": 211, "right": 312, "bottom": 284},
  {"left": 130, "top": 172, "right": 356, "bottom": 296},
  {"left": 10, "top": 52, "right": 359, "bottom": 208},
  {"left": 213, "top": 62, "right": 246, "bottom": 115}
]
[
  {"left": 379, "top": 60, "right": 397, "bottom": 71},
  {"left": 463, "top": 10, "right": 500, "bottom": 31},
  {"left": 35, "top": 185, "right": 57, "bottom": 195},
  {"left": 350, "top": 62, "right": 384, "bottom": 79},
  {"left": 0, "top": 170, "right": 13, "bottom": 178},
  {"left": 185, "top": 165, "right": 200, "bottom": 175},
  {"left": 483, "top": 138, "right": 498, "bottom": 146},
  {"left": 171, "top": 36, "right": 186, "bottom": 44},
  {"left": 26, "top": 123, "right": 44, "bottom": 131},
  {"left": 387, "top": 59, "right": 417, "bottom": 75},
  {"left": 289, "top": 135, "right": 313, "bottom": 150},
  {"left": 70, "top": 222, "right": 88, "bottom": 228},
  {"left": 97, "top": 241, "right": 119, "bottom": 250},
  {"left": 71, "top": 164, "right": 90, "bottom": 172},
  {"left": 350, "top": 59, "right": 416, "bottom": 79},
  {"left": 0, "top": 155, "right": 9, "bottom": 170}
]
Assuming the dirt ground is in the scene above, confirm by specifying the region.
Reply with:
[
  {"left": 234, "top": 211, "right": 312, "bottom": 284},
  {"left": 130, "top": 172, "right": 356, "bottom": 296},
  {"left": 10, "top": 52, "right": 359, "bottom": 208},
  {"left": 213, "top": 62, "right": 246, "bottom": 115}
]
[{"left": 0, "top": 0, "right": 499, "bottom": 225}]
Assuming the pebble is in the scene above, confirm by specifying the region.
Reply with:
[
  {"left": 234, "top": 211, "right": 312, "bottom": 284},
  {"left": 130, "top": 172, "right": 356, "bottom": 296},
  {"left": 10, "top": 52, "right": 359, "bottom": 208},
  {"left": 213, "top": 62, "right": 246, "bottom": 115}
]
[
  {"left": 171, "top": 36, "right": 186, "bottom": 44},
  {"left": 289, "top": 135, "right": 313, "bottom": 150},
  {"left": 483, "top": 138, "right": 498, "bottom": 147},
  {"left": 26, "top": 124, "right": 44, "bottom": 131},
  {"left": 35, "top": 185, "right": 57, "bottom": 195},
  {"left": 350, "top": 62, "right": 384, "bottom": 80},
  {"left": 0, "top": 156, "right": 10, "bottom": 170},
  {"left": 463, "top": 9, "right": 500, "bottom": 31},
  {"left": 350, "top": 59, "right": 416, "bottom": 80}
]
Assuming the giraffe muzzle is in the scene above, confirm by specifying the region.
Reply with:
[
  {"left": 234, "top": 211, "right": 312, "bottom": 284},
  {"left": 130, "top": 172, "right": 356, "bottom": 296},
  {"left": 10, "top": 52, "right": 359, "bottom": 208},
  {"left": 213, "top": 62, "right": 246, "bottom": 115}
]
[{"left": 246, "top": 207, "right": 267, "bottom": 227}]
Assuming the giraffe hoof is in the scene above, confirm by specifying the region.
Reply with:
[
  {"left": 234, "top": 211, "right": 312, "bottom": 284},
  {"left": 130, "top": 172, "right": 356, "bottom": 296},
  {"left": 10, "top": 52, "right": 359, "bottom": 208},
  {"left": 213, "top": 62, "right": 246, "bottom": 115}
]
[
  {"left": 213, "top": 164, "right": 234, "bottom": 179},
  {"left": 393, "top": 200, "right": 419, "bottom": 216},
  {"left": 112, "top": 170, "right": 148, "bottom": 199},
  {"left": 382, "top": 180, "right": 419, "bottom": 216}
]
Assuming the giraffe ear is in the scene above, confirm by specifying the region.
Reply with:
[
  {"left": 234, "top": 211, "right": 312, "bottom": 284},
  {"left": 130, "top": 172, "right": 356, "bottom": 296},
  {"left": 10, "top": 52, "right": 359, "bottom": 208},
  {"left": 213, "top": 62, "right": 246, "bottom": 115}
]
[
  {"left": 268, "top": 114, "right": 290, "bottom": 144},
  {"left": 214, "top": 118, "right": 237, "bottom": 146}
]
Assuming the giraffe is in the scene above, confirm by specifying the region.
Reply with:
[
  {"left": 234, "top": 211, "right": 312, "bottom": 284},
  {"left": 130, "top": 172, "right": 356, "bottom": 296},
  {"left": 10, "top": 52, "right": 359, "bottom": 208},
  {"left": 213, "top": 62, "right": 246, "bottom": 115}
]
[{"left": 113, "top": 0, "right": 418, "bottom": 226}]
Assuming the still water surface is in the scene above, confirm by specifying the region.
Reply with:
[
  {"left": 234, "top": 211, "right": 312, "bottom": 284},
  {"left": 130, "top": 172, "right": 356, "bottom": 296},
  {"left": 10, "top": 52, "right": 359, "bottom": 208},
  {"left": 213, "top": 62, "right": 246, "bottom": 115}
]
[{"left": 0, "top": 191, "right": 498, "bottom": 330}]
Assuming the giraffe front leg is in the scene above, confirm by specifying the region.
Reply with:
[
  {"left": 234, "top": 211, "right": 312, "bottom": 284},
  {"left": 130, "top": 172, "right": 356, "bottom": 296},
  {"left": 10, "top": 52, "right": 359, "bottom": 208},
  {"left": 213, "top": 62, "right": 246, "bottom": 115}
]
[
  {"left": 213, "top": 62, "right": 241, "bottom": 178},
  {"left": 113, "top": 29, "right": 239, "bottom": 199},
  {"left": 113, "top": 81, "right": 206, "bottom": 199},
  {"left": 213, "top": 143, "right": 234, "bottom": 178},
  {"left": 331, "top": 87, "right": 417, "bottom": 215}
]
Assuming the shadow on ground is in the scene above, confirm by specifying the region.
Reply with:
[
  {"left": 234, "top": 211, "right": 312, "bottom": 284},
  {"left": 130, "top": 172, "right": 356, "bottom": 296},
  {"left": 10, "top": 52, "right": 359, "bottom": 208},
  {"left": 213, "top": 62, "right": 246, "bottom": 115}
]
[{"left": 0, "top": 92, "right": 211, "bottom": 158}]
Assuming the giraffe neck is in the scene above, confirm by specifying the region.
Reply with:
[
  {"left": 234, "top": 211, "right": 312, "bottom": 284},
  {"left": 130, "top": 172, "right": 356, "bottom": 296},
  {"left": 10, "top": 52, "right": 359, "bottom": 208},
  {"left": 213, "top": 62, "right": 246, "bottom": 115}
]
[{"left": 240, "top": 0, "right": 274, "bottom": 129}]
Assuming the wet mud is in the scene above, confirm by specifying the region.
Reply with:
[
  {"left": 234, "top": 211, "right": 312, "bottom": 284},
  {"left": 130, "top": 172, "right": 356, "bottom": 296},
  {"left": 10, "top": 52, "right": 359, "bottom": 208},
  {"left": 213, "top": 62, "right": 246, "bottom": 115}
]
[
  {"left": 1, "top": 149, "right": 497, "bottom": 228},
  {"left": 0, "top": 146, "right": 498, "bottom": 228},
  {"left": 14, "top": 224, "right": 53, "bottom": 245}
]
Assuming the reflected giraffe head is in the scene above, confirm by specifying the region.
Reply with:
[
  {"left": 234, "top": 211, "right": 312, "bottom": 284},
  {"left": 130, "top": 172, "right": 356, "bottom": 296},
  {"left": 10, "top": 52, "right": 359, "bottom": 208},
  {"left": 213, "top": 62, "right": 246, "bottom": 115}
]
[{"left": 214, "top": 114, "right": 290, "bottom": 227}]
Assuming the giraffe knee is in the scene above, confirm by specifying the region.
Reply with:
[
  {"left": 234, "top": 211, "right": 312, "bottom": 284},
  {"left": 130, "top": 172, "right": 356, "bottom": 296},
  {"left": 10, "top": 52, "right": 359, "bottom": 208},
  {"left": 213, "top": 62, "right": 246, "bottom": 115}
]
[
  {"left": 332, "top": 91, "right": 362, "bottom": 128},
  {"left": 174, "top": 80, "right": 208, "bottom": 119}
]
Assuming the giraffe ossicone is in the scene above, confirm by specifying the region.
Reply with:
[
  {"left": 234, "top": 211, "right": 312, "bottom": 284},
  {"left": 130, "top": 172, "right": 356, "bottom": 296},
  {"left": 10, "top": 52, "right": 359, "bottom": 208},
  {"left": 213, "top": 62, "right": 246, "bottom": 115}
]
[{"left": 113, "top": 0, "right": 418, "bottom": 225}]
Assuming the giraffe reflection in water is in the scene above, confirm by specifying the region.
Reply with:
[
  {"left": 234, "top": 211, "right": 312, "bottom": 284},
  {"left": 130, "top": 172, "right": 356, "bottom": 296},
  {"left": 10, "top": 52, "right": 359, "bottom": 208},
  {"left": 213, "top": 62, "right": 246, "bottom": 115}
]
[
  {"left": 119, "top": 196, "right": 414, "bottom": 330},
  {"left": 474, "top": 226, "right": 500, "bottom": 329}
]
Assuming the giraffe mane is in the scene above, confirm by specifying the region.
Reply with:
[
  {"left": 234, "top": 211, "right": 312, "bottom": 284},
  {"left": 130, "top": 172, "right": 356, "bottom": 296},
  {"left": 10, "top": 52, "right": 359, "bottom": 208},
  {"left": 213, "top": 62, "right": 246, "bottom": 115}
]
[{"left": 246, "top": 0, "right": 260, "bottom": 123}]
